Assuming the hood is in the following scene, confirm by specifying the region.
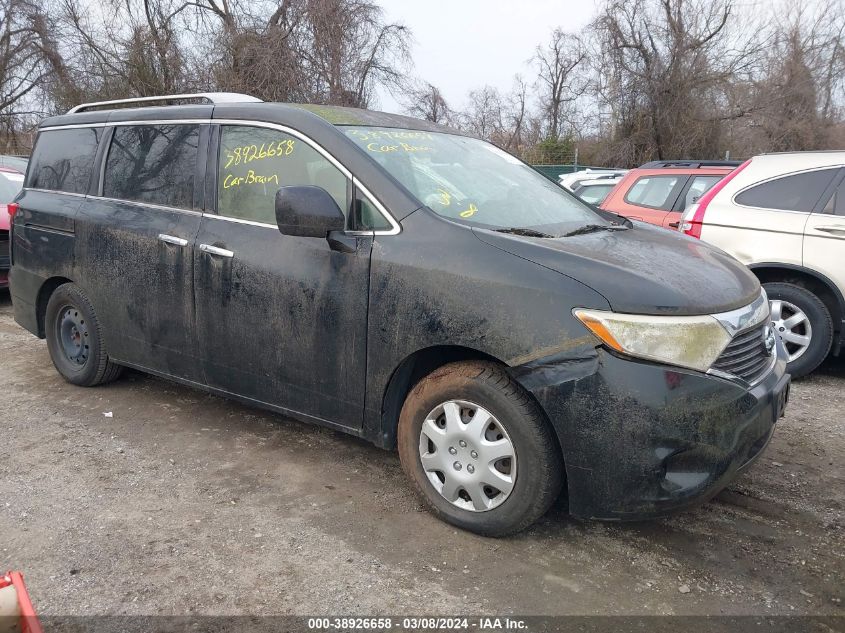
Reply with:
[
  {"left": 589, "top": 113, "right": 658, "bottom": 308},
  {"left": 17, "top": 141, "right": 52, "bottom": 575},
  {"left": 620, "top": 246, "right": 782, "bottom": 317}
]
[{"left": 473, "top": 222, "right": 760, "bottom": 316}]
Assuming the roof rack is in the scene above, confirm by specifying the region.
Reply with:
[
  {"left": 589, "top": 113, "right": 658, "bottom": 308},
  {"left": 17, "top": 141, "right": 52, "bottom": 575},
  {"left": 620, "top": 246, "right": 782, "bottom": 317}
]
[
  {"left": 639, "top": 160, "right": 742, "bottom": 169},
  {"left": 67, "top": 92, "right": 262, "bottom": 114}
]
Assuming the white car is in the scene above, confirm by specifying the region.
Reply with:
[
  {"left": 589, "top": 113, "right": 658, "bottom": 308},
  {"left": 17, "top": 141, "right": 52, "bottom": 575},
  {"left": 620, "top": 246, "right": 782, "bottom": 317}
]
[
  {"left": 559, "top": 168, "right": 627, "bottom": 191},
  {"left": 680, "top": 151, "right": 845, "bottom": 377},
  {"left": 570, "top": 175, "right": 625, "bottom": 205}
]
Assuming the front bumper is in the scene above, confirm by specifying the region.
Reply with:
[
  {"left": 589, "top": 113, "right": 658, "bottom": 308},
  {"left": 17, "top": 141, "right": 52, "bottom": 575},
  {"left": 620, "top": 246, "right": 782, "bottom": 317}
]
[{"left": 513, "top": 342, "right": 789, "bottom": 520}]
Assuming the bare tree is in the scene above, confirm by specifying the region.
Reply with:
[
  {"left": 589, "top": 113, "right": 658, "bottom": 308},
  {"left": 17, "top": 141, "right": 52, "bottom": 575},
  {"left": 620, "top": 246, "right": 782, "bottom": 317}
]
[
  {"left": 501, "top": 75, "right": 532, "bottom": 152},
  {"left": 304, "top": 0, "right": 411, "bottom": 107},
  {"left": 0, "top": 1, "right": 57, "bottom": 126},
  {"left": 3, "top": 0, "right": 844, "bottom": 167},
  {"left": 533, "top": 28, "right": 586, "bottom": 140},
  {"left": 455, "top": 77, "right": 544, "bottom": 160},
  {"left": 44, "top": 0, "right": 199, "bottom": 112},
  {"left": 588, "top": 0, "right": 764, "bottom": 164},
  {"left": 207, "top": 1, "right": 309, "bottom": 101},
  {"left": 205, "top": 0, "right": 411, "bottom": 107},
  {"left": 746, "top": 0, "right": 845, "bottom": 152},
  {"left": 39, "top": 0, "right": 412, "bottom": 112},
  {"left": 405, "top": 82, "right": 452, "bottom": 123},
  {"left": 459, "top": 85, "right": 506, "bottom": 142}
]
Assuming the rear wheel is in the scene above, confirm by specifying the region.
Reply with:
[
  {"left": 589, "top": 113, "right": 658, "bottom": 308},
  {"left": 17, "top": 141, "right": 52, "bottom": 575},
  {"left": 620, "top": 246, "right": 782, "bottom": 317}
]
[
  {"left": 764, "top": 282, "right": 833, "bottom": 378},
  {"left": 45, "top": 283, "right": 123, "bottom": 386},
  {"left": 397, "top": 361, "right": 562, "bottom": 536}
]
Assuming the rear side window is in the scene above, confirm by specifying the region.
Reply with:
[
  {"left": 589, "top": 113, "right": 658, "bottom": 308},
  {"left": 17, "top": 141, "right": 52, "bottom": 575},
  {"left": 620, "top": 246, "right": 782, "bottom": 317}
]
[
  {"left": 735, "top": 169, "right": 839, "bottom": 212},
  {"left": 27, "top": 128, "right": 101, "bottom": 194},
  {"left": 575, "top": 184, "right": 614, "bottom": 204},
  {"left": 217, "top": 125, "right": 349, "bottom": 226},
  {"left": 624, "top": 175, "right": 681, "bottom": 210},
  {"left": 822, "top": 177, "right": 845, "bottom": 216},
  {"left": 103, "top": 124, "right": 200, "bottom": 209},
  {"left": 683, "top": 175, "right": 722, "bottom": 209}
]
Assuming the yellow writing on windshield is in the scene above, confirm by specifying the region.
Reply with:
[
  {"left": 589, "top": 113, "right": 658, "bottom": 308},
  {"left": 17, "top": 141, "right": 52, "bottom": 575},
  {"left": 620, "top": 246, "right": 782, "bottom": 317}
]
[
  {"left": 223, "top": 171, "right": 280, "bottom": 189},
  {"left": 459, "top": 203, "right": 478, "bottom": 218},
  {"left": 366, "top": 142, "right": 433, "bottom": 153},
  {"left": 350, "top": 129, "right": 435, "bottom": 143},
  {"left": 436, "top": 188, "right": 451, "bottom": 206}
]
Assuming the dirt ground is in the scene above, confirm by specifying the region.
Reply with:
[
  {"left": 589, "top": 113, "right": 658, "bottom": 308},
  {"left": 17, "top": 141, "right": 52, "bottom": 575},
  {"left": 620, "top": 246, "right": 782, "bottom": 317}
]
[{"left": 1, "top": 290, "right": 842, "bottom": 618}]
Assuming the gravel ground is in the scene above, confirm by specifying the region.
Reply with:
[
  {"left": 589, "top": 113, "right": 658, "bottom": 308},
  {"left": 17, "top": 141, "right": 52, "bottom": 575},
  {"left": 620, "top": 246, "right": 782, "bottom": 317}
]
[{"left": 1, "top": 290, "right": 843, "bottom": 617}]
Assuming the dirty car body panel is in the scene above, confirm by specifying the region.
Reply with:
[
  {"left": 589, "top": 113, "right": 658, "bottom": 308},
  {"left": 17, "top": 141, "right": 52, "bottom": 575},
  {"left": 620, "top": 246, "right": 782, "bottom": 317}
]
[
  {"left": 513, "top": 345, "right": 788, "bottom": 519},
  {"left": 10, "top": 101, "right": 789, "bottom": 522}
]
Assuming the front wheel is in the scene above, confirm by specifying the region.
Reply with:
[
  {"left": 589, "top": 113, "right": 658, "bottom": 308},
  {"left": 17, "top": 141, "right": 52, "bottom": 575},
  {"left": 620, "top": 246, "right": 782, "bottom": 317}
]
[
  {"left": 764, "top": 282, "right": 833, "bottom": 379},
  {"left": 397, "top": 361, "right": 563, "bottom": 536},
  {"left": 45, "top": 283, "right": 123, "bottom": 386}
]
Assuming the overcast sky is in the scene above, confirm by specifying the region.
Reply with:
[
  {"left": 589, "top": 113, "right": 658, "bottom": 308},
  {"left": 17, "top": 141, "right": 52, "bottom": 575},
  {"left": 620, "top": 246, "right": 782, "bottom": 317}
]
[{"left": 374, "top": 0, "right": 599, "bottom": 114}]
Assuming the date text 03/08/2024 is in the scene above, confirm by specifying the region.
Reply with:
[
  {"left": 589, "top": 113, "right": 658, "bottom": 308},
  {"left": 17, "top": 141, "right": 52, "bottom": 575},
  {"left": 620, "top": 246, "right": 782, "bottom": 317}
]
[{"left": 307, "top": 617, "right": 529, "bottom": 630}]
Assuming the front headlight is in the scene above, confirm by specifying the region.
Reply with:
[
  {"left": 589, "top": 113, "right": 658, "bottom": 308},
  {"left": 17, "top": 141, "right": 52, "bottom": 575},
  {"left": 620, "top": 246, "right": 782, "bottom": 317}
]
[{"left": 573, "top": 308, "right": 733, "bottom": 372}]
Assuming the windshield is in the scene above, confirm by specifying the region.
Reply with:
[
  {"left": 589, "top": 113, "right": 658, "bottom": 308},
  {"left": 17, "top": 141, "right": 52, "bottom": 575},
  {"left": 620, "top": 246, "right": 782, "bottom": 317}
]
[
  {"left": 343, "top": 127, "right": 605, "bottom": 235},
  {"left": 0, "top": 172, "right": 24, "bottom": 203}
]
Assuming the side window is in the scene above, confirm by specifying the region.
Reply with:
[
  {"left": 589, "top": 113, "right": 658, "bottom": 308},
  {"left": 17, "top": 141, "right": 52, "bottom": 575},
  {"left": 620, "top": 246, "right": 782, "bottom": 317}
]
[
  {"left": 27, "top": 128, "right": 101, "bottom": 194},
  {"left": 103, "top": 124, "right": 199, "bottom": 209},
  {"left": 624, "top": 175, "right": 681, "bottom": 210},
  {"left": 217, "top": 126, "right": 348, "bottom": 225},
  {"left": 684, "top": 175, "right": 722, "bottom": 209},
  {"left": 576, "top": 184, "right": 614, "bottom": 205},
  {"left": 820, "top": 175, "right": 845, "bottom": 216},
  {"left": 353, "top": 191, "right": 392, "bottom": 231},
  {"left": 735, "top": 169, "right": 839, "bottom": 212}
]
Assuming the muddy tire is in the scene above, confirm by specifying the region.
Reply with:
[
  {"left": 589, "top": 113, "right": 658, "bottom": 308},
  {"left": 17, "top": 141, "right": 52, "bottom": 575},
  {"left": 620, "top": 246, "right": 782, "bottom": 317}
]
[
  {"left": 764, "top": 282, "right": 832, "bottom": 379},
  {"left": 397, "top": 361, "right": 563, "bottom": 536},
  {"left": 45, "top": 283, "right": 123, "bottom": 387}
]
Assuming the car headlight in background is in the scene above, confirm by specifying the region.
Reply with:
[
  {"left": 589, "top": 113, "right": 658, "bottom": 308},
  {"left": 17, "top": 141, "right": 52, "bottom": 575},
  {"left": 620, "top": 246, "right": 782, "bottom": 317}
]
[{"left": 573, "top": 308, "right": 734, "bottom": 372}]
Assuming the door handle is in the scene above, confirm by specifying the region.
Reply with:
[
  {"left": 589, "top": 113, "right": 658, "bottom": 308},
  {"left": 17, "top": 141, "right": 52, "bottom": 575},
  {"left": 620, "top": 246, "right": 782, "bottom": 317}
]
[
  {"left": 814, "top": 225, "right": 845, "bottom": 235},
  {"left": 158, "top": 233, "right": 188, "bottom": 247},
  {"left": 199, "top": 243, "right": 234, "bottom": 258},
  {"left": 668, "top": 221, "right": 680, "bottom": 229}
]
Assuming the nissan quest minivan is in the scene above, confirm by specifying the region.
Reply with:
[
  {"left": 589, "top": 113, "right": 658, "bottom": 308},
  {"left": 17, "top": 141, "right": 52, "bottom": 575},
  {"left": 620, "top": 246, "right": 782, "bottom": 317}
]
[{"left": 9, "top": 93, "right": 790, "bottom": 536}]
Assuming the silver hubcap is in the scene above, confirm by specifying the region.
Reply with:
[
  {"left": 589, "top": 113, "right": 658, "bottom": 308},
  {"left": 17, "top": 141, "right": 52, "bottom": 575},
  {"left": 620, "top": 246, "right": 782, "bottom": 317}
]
[
  {"left": 770, "top": 299, "right": 812, "bottom": 362},
  {"left": 418, "top": 400, "right": 516, "bottom": 512}
]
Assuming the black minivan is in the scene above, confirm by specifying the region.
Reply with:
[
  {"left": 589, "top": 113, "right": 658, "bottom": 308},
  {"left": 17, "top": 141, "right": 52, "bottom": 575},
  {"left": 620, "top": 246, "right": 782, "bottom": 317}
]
[{"left": 9, "top": 93, "right": 790, "bottom": 535}]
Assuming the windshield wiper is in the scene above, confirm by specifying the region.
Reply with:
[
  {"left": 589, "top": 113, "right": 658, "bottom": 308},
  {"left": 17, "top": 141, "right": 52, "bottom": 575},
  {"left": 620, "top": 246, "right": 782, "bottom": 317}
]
[
  {"left": 494, "top": 227, "right": 556, "bottom": 238},
  {"left": 562, "top": 224, "right": 629, "bottom": 237}
]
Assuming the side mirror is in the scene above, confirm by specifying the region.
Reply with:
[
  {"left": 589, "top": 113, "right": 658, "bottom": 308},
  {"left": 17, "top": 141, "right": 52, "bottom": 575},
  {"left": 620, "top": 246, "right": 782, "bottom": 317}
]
[{"left": 275, "top": 185, "right": 345, "bottom": 238}]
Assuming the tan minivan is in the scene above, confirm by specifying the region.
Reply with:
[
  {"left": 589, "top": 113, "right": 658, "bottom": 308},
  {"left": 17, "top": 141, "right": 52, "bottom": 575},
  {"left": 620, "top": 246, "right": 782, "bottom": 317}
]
[{"left": 680, "top": 151, "right": 845, "bottom": 377}]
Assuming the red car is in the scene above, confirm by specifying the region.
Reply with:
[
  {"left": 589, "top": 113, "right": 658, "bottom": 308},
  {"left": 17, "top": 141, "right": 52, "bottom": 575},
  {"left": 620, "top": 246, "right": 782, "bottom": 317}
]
[
  {"left": 0, "top": 167, "right": 25, "bottom": 289},
  {"left": 600, "top": 160, "right": 739, "bottom": 228}
]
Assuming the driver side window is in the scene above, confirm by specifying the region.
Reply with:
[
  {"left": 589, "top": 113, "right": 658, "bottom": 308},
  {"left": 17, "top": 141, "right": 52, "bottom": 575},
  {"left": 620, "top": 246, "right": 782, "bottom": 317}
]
[{"left": 217, "top": 125, "right": 349, "bottom": 225}]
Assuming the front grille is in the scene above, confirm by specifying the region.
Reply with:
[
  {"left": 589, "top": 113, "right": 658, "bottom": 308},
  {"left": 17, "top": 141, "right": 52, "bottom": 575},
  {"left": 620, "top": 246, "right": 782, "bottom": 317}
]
[{"left": 711, "top": 323, "right": 772, "bottom": 383}]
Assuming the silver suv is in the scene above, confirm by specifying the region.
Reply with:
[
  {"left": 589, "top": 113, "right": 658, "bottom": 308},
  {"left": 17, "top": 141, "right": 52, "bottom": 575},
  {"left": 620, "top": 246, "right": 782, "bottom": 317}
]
[{"left": 680, "top": 151, "right": 845, "bottom": 377}]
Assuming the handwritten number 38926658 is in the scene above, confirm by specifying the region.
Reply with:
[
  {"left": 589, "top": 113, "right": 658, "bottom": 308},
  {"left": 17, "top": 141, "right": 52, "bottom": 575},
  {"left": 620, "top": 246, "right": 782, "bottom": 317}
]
[{"left": 225, "top": 140, "right": 296, "bottom": 169}]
